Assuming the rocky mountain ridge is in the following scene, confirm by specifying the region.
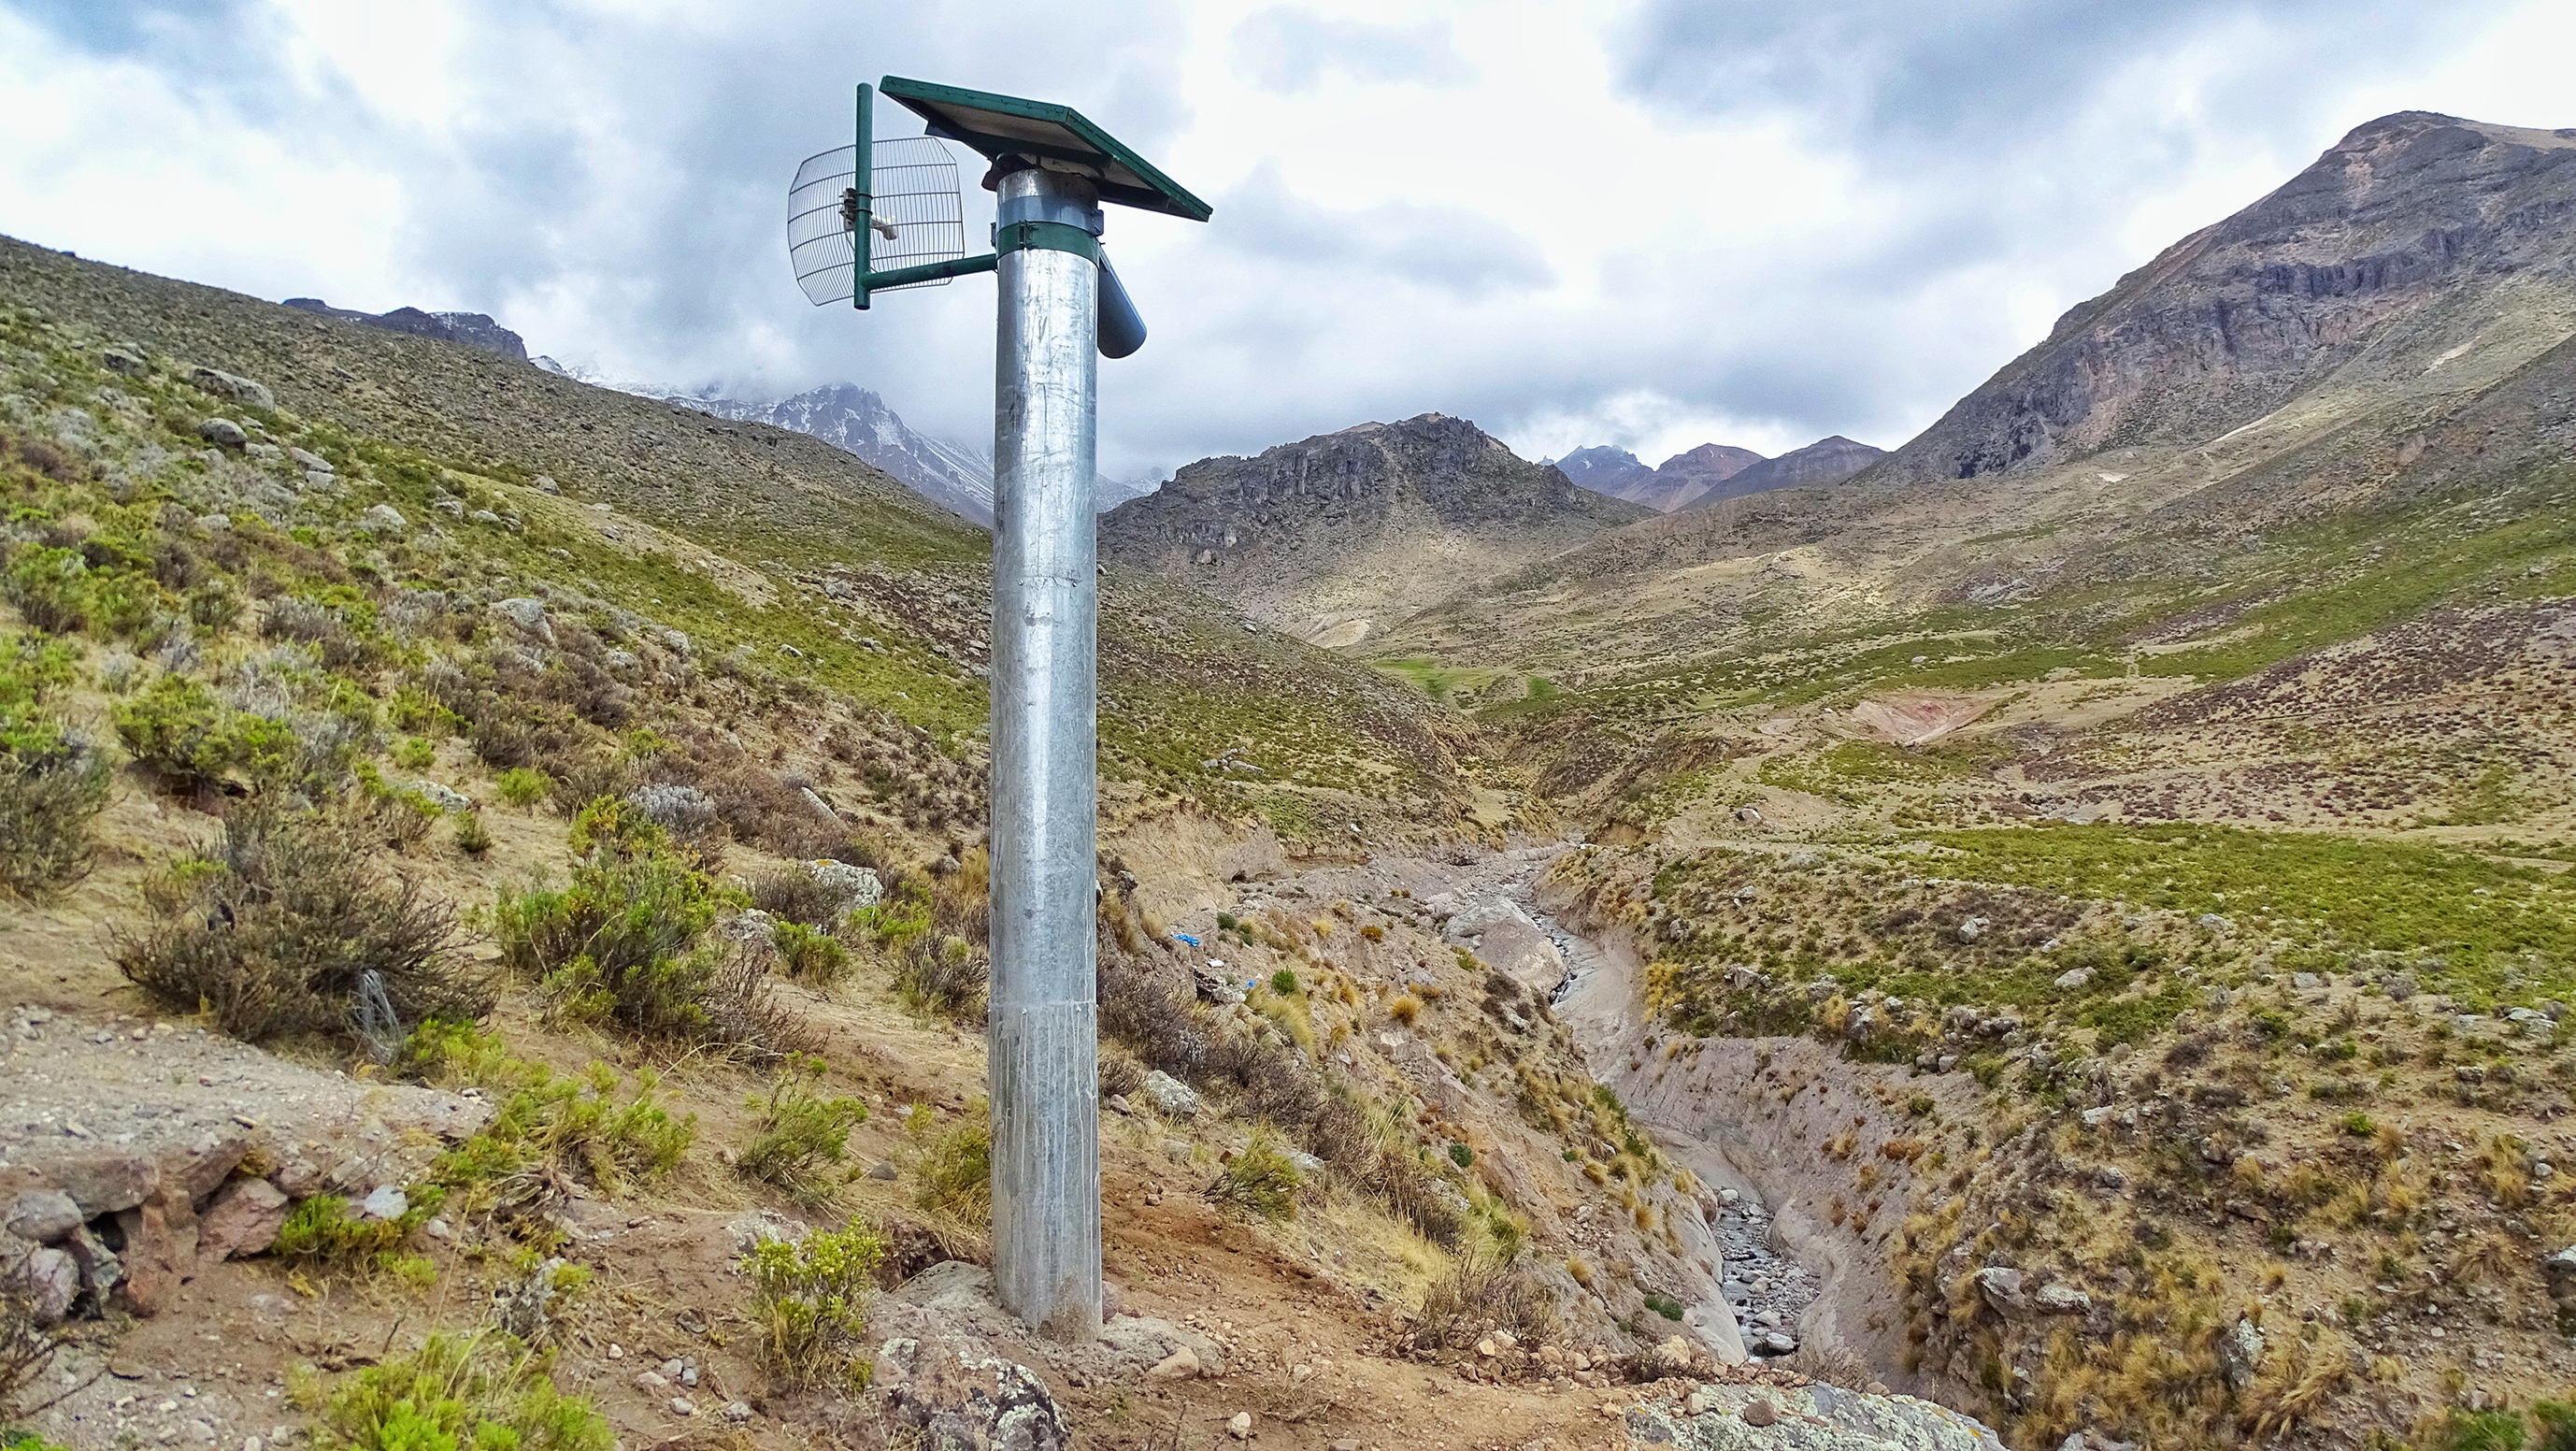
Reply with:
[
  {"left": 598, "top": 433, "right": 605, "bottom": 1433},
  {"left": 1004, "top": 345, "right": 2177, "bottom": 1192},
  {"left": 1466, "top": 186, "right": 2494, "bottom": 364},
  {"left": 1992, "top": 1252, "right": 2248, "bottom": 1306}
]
[
  {"left": 282, "top": 296, "right": 529, "bottom": 361},
  {"left": 1872, "top": 111, "right": 2576, "bottom": 487},
  {"left": 1099, "top": 412, "right": 1652, "bottom": 646},
  {"left": 630, "top": 382, "right": 1158, "bottom": 527},
  {"left": 680, "top": 381, "right": 999, "bottom": 524}
]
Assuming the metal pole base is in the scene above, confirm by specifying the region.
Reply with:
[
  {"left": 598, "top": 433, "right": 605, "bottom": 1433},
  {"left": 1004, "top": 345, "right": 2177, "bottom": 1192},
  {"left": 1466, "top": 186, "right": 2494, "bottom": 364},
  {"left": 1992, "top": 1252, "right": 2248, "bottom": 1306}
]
[{"left": 990, "top": 1000, "right": 1102, "bottom": 1340}]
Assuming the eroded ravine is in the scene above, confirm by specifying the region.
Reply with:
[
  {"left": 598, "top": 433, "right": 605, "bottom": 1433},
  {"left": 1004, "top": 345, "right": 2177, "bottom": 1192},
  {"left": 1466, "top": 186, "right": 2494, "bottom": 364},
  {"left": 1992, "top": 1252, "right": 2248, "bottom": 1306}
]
[
  {"left": 1235, "top": 833, "right": 1877, "bottom": 1367},
  {"left": 1522, "top": 889, "right": 1829, "bottom": 1361}
]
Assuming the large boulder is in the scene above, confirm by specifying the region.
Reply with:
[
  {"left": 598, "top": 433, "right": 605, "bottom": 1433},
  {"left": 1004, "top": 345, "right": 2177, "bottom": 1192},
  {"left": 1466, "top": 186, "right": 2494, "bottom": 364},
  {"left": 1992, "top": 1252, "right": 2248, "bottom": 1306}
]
[
  {"left": 4, "top": 1190, "right": 82, "bottom": 1243},
  {"left": 1138, "top": 1071, "right": 1199, "bottom": 1120},
  {"left": 188, "top": 366, "right": 276, "bottom": 410},
  {"left": 1973, "top": 1267, "right": 2026, "bottom": 1315},
  {"left": 112, "top": 1181, "right": 198, "bottom": 1315},
  {"left": 14, "top": 1244, "right": 79, "bottom": 1324},
  {"left": 2033, "top": 1283, "right": 2091, "bottom": 1315},
  {"left": 2544, "top": 1244, "right": 2576, "bottom": 1298},
  {"left": 197, "top": 1179, "right": 290, "bottom": 1261},
  {"left": 1442, "top": 897, "right": 1565, "bottom": 996},
  {"left": 49, "top": 1150, "right": 156, "bottom": 1217},
  {"left": 491, "top": 597, "right": 555, "bottom": 643},
  {"left": 813, "top": 860, "right": 881, "bottom": 911},
  {"left": 863, "top": 1264, "right": 1070, "bottom": 1451},
  {"left": 2218, "top": 1316, "right": 2264, "bottom": 1389}
]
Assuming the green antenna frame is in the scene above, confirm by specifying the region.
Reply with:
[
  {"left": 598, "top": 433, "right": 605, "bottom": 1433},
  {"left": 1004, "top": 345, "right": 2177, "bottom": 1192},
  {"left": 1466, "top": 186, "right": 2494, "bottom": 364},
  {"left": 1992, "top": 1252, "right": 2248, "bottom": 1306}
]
[
  {"left": 879, "top": 77, "right": 1213, "bottom": 222},
  {"left": 850, "top": 77, "right": 1209, "bottom": 309},
  {"left": 852, "top": 81, "right": 1003, "bottom": 309}
]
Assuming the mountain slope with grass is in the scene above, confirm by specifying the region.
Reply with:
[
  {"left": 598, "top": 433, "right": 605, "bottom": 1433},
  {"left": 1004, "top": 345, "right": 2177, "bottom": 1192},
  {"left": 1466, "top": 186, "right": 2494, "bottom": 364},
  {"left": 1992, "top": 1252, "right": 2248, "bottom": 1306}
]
[
  {"left": 1368, "top": 111, "right": 2576, "bottom": 851},
  {"left": 1317, "top": 110, "right": 2576, "bottom": 1451}
]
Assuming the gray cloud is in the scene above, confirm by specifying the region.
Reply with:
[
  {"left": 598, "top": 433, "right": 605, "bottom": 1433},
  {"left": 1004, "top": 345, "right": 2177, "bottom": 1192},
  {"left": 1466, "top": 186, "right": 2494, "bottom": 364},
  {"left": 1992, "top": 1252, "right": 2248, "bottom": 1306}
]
[
  {"left": 1615, "top": 0, "right": 2472, "bottom": 151},
  {"left": 1209, "top": 161, "right": 1553, "bottom": 299},
  {"left": 2, "top": 0, "right": 2549, "bottom": 486},
  {"left": 1228, "top": 7, "right": 1472, "bottom": 94}
]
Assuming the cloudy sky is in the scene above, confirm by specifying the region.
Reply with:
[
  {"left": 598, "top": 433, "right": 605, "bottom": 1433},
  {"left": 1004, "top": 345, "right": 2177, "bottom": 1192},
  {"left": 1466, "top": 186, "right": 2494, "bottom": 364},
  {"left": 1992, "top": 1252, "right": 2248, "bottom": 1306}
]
[{"left": 2, "top": 1, "right": 2568, "bottom": 481}]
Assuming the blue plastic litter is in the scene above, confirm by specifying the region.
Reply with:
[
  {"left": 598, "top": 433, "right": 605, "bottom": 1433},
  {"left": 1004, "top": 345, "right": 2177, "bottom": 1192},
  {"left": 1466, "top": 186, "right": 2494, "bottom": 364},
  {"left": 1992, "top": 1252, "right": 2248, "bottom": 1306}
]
[{"left": 1172, "top": 932, "right": 1200, "bottom": 946}]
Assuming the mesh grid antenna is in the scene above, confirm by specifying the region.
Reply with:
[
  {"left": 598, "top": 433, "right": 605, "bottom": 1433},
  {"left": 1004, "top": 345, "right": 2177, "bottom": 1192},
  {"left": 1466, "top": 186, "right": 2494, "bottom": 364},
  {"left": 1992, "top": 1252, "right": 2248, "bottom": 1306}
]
[{"left": 789, "top": 136, "right": 968, "bottom": 305}]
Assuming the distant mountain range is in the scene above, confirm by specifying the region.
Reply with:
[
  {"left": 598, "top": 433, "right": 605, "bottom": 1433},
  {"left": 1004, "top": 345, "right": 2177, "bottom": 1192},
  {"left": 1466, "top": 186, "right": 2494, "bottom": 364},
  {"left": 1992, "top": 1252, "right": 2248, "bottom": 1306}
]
[
  {"left": 1100, "top": 413, "right": 1652, "bottom": 646},
  {"left": 1681, "top": 435, "right": 1884, "bottom": 508},
  {"left": 1552, "top": 435, "right": 1882, "bottom": 512},
  {"left": 535, "top": 367, "right": 1155, "bottom": 526},
  {"left": 278, "top": 299, "right": 1152, "bottom": 526}
]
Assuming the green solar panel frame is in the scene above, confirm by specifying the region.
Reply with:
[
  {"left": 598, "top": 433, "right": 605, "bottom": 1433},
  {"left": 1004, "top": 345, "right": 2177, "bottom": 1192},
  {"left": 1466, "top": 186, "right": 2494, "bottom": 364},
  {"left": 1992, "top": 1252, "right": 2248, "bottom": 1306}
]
[{"left": 879, "top": 76, "right": 1213, "bottom": 223}]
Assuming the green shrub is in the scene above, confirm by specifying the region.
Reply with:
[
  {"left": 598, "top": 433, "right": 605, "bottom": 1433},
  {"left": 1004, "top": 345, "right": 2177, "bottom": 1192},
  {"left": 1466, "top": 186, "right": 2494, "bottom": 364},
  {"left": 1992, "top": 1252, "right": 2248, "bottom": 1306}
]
[
  {"left": 737, "top": 1056, "right": 867, "bottom": 1202},
  {"left": 435, "top": 1058, "right": 694, "bottom": 1213},
  {"left": 396, "top": 1020, "right": 524, "bottom": 1090},
  {"left": 1205, "top": 1129, "right": 1301, "bottom": 1220},
  {"left": 848, "top": 874, "right": 933, "bottom": 951},
  {"left": 186, "top": 582, "right": 241, "bottom": 632},
  {"left": 1448, "top": 1142, "right": 1475, "bottom": 1170},
  {"left": 115, "top": 803, "right": 485, "bottom": 1045},
  {"left": 0, "top": 637, "right": 108, "bottom": 898},
  {"left": 112, "top": 675, "right": 293, "bottom": 787},
  {"left": 894, "top": 934, "right": 986, "bottom": 1023},
  {"left": 275, "top": 1191, "right": 441, "bottom": 1286},
  {"left": 2436, "top": 1409, "right": 2529, "bottom": 1451},
  {"left": 494, "top": 799, "right": 788, "bottom": 1047},
  {"left": 311, "top": 1332, "right": 610, "bottom": 1451},
  {"left": 771, "top": 920, "right": 850, "bottom": 987},
  {"left": 2535, "top": 1401, "right": 2576, "bottom": 1451},
  {"left": 392, "top": 737, "right": 435, "bottom": 769},
  {"left": 2, "top": 547, "right": 96, "bottom": 635},
  {"left": 452, "top": 812, "right": 494, "bottom": 857},
  {"left": 2340, "top": 1112, "right": 2378, "bottom": 1137},
  {"left": 909, "top": 1101, "right": 991, "bottom": 1223},
  {"left": 354, "top": 766, "right": 443, "bottom": 854},
  {"left": 1270, "top": 969, "right": 1298, "bottom": 995},
  {"left": 745, "top": 1219, "right": 890, "bottom": 1389},
  {"left": 1216, "top": 912, "right": 1238, "bottom": 931},
  {"left": 494, "top": 767, "right": 550, "bottom": 808}
]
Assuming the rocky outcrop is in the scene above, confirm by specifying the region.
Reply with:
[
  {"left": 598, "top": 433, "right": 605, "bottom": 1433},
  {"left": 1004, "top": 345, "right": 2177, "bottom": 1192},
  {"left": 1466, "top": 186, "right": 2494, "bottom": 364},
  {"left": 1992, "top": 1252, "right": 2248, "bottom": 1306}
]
[
  {"left": 1875, "top": 113, "right": 2576, "bottom": 485},
  {"left": 283, "top": 298, "right": 529, "bottom": 362},
  {"left": 1099, "top": 413, "right": 1652, "bottom": 643},
  {"left": 852, "top": 1262, "right": 1224, "bottom": 1451}
]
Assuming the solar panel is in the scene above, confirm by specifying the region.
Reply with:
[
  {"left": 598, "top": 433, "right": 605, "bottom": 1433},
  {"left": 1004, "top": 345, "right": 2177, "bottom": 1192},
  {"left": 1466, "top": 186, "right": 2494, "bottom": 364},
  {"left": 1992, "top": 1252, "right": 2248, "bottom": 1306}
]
[{"left": 879, "top": 76, "right": 1213, "bottom": 222}]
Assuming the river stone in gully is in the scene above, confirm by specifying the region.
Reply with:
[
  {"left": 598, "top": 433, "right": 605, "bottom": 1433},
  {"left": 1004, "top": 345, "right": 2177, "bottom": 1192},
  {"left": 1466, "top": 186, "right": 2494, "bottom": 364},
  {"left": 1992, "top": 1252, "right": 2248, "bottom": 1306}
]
[{"left": 1443, "top": 896, "right": 1566, "bottom": 995}]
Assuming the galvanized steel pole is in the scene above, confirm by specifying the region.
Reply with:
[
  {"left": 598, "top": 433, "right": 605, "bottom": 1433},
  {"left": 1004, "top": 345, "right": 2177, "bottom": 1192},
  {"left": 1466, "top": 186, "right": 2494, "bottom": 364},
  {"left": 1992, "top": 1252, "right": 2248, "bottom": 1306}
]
[{"left": 987, "top": 165, "right": 1103, "bottom": 1341}]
